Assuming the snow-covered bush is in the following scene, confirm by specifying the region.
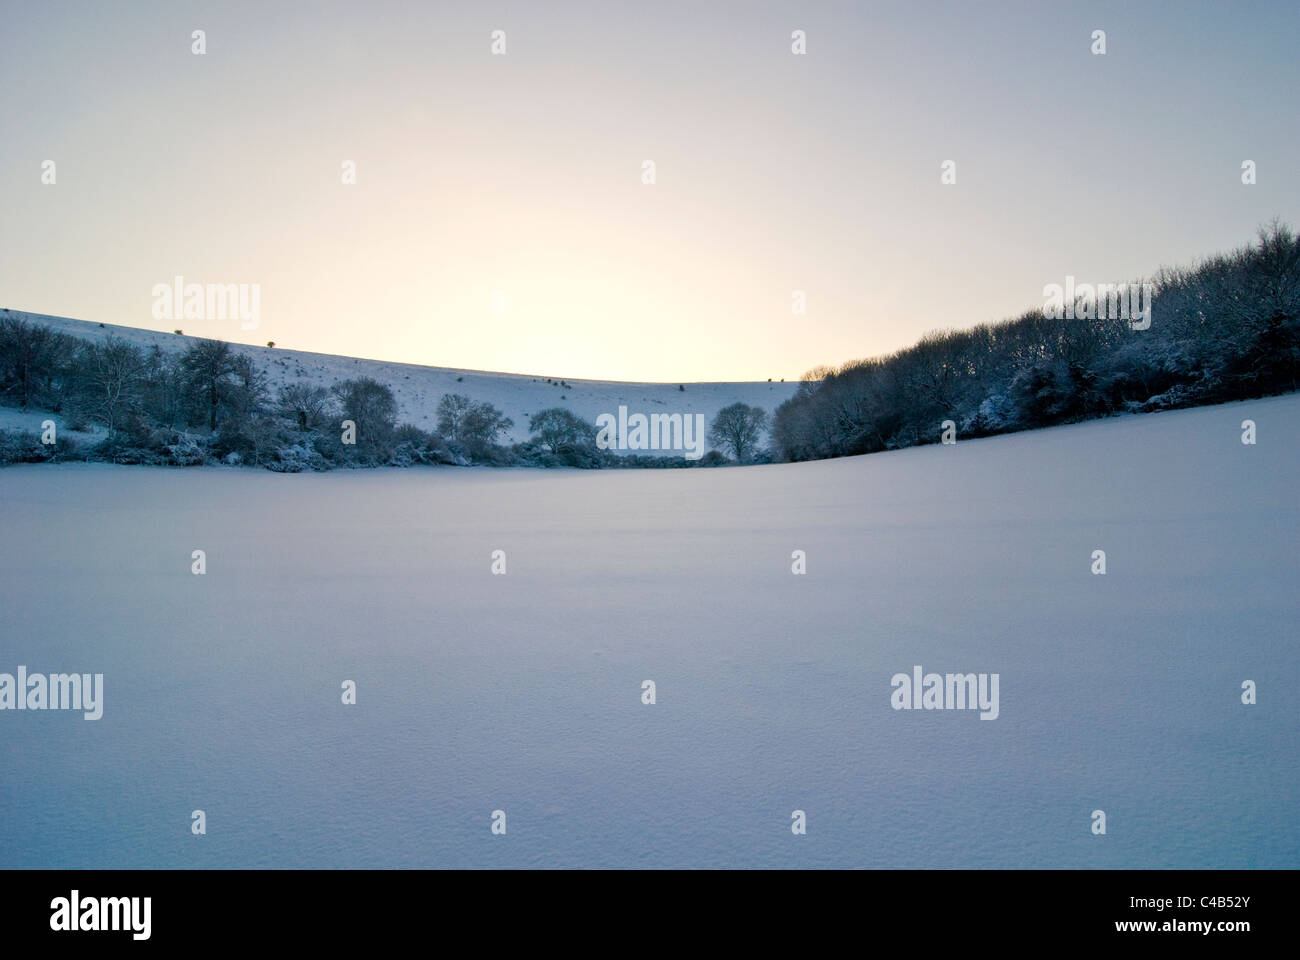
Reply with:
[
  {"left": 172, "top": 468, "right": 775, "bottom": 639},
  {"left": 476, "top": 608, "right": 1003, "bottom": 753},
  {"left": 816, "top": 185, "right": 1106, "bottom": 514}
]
[
  {"left": 91, "top": 433, "right": 164, "bottom": 465},
  {"left": 1138, "top": 383, "right": 1201, "bottom": 411},
  {"left": 266, "top": 441, "right": 329, "bottom": 473},
  {"left": 161, "top": 431, "right": 206, "bottom": 466},
  {"left": 964, "top": 393, "right": 1019, "bottom": 436},
  {"left": 0, "top": 430, "right": 53, "bottom": 465}
]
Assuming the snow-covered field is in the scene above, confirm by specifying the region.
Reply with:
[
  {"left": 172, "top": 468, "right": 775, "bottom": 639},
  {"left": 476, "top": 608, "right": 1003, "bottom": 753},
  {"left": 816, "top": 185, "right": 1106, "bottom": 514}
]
[
  {"left": 1, "top": 393, "right": 1296, "bottom": 868},
  {"left": 4, "top": 311, "right": 799, "bottom": 447}
]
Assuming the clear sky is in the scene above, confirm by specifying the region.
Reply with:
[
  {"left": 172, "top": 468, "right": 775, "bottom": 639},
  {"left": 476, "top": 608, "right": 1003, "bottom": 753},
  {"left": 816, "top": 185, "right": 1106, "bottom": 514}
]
[{"left": 2, "top": 0, "right": 1296, "bottom": 382}]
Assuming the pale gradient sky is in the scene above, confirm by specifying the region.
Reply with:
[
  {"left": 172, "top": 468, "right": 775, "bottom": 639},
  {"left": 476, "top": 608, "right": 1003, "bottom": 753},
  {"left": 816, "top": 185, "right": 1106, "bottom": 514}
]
[{"left": 2, "top": 0, "right": 1297, "bottom": 382}]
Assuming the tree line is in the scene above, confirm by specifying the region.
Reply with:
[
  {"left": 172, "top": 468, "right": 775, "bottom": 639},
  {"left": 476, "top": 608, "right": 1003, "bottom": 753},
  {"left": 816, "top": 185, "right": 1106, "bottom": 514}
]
[
  {"left": 772, "top": 222, "right": 1300, "bottom": 461},
  {"left": 0, "top": 317, "right": 771, "bottom": 469}
]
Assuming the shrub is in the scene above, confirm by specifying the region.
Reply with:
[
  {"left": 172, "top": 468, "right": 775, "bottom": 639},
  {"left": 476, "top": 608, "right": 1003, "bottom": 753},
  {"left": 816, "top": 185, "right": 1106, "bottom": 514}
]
[
  {"left": 161, "top": 430, "right": 207, "bottom": 466},
  {"left": 0, "top": 430, "right": 54, "bottom": 465}
]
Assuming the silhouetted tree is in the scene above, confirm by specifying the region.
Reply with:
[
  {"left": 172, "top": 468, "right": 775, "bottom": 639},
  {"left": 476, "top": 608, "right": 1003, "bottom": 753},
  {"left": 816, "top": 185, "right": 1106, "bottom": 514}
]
[
  {"left": 71, "top": 335, "right": 146, "bottom": 432},
  {"left": 436, "top": 393, "right": 473, "bottom": 442},
  {"left": 333, "top": 377, "right": 397, "bottom": 446},
  {"left": 460, "top": 401, "right": 513, "bottom": 456},
  {"left": 0, "top": 316, "right": 75, "bottom": 409},
  {"left": 278, "top": 382, "right": 334, "bottom": 430},
  {"left": 181, "top": 339, "right": 236, "bottom": 431},
  {"left": 528, "top": 407, "right": 591, "bottom": 453},
  {"left": 708, "top": 403, "right": 768, "bottom": 462}
]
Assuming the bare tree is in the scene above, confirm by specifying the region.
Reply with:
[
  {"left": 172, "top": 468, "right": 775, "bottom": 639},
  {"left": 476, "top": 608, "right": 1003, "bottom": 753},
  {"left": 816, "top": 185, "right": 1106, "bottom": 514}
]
[
  {"left": 461, "top": 401, "right": 513, "bottom": 454},
  {"left": 708, "top": 403, "right": 768, "bottom": 462},
  {"left": 436, "top": 393, "right": 474, "bottom": 442},
  {"left": 74, "top": 335, "right": 146, "bottom": 431},
  {"left": 0, "top": 316, "right": 75, "bottom": 409},
  {"left": 181, "top": 339, "right": 236, "bottom": 431},
  {"left": 278, "top": 382, "right": 334, "bottom": 430},
  {"left": 143, "top": 346, "right": 186, "bottom": 429}
]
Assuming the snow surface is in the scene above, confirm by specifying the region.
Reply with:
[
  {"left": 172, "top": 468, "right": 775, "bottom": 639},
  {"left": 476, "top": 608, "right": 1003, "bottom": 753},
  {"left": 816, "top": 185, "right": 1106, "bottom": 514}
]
[
  {"left": 1, "top": 393, "right": 1296, "bottom": 867},
  {"left": 3, "top": 311, "right": 799, "bottom": 449}
]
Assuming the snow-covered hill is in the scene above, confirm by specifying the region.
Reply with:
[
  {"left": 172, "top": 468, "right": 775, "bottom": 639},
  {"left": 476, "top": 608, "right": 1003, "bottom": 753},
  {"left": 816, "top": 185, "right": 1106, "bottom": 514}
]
[{"left": 4, "top": 311, "right": 799, "bottom": 447}]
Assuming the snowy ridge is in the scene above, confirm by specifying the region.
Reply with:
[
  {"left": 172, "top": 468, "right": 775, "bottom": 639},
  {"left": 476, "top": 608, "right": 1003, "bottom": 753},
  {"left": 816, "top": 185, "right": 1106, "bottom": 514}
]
[{"left": 4, "top": 311, "right": 800, "bottom": 446}]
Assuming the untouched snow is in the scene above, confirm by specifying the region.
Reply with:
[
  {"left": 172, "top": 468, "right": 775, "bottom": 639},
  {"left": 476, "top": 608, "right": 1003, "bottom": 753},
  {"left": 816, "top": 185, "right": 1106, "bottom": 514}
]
[
  {"left": 0, "top": 394, "right": 1296, "bottom": 867},
  {"left": 3, "top": 311, "right": 800, "bottom": 447}
]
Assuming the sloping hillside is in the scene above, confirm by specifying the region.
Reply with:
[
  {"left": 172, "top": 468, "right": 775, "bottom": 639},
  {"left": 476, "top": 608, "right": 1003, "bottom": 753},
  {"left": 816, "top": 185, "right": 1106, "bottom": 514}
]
[{"left": 5, "top": 311, "right": 799, "bottom": 447}]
